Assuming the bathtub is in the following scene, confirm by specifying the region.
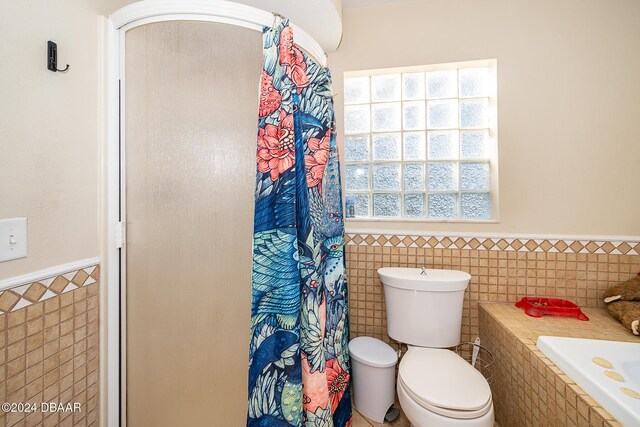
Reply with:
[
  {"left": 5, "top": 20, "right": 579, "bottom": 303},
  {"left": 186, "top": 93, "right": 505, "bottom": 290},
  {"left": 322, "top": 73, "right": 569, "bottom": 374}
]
[{"left": 537, "top": 336, "right": 640, "bottom": 426}]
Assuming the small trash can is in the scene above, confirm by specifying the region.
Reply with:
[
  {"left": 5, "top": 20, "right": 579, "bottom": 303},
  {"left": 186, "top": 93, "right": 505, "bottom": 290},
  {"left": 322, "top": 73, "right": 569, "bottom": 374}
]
[{"left": 349, "top": 336, "right": 398, "bottom": 423}]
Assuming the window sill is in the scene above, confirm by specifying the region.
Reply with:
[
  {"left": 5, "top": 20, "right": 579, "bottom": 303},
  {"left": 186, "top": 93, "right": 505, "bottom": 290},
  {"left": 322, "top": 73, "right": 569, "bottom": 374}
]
[{"left": 345, "top": 217, "right": 499, "bottom": 224}]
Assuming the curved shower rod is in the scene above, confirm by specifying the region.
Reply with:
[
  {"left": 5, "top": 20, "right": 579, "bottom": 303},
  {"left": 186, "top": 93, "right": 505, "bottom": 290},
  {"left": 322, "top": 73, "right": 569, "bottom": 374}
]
[{"left": 110, "top": 0, "right": 328, "bottom": 67}]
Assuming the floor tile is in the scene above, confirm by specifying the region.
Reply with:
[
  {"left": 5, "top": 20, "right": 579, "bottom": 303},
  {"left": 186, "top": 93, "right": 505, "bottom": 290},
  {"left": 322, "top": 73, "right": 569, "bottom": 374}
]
[
  {"left": 352, "top": 401, "right": 410, "bottom": 427},
  {"left": 350, "top": 409, "right": 375, "bottom": 427},
  {"left": 353, "top": 400, "right": 499, "bottom": 426}
]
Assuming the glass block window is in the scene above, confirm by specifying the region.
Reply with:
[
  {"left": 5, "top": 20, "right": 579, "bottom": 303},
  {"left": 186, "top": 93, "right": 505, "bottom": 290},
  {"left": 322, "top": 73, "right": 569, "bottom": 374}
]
[{"left": 343, "top": 60, "right": 498, "bottom": 220}]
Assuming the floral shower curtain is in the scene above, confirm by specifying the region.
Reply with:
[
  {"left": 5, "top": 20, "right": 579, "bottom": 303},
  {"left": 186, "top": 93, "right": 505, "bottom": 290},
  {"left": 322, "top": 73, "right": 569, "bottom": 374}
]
[{"left": 247, "top": 20, "right": 352, "bottom": 427}]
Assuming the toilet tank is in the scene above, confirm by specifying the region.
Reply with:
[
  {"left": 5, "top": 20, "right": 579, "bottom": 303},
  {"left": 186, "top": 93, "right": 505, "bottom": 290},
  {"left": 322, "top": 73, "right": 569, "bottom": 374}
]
[{"left": 378, "top": 267, "right": 471, "bottom": 348}]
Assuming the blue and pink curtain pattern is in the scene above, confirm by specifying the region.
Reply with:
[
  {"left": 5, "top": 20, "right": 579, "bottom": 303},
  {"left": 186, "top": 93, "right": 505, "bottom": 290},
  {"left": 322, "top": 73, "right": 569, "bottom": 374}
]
[{"left": 247, "top": 20, "right": 352, "bottom": 427}]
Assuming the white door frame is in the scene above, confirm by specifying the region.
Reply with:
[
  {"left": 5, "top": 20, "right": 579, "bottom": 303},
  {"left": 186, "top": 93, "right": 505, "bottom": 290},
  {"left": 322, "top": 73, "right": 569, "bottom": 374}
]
[{"left": 104, "top": 1, "right": 327, "bottom": 426}]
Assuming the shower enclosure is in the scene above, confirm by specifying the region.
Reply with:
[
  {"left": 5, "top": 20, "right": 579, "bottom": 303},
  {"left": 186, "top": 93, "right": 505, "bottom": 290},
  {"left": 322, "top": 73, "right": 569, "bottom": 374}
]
[
  {"left": 105, "top": 2, "right": 330, "bottom": 425},
  {"left": 124, "top": 20, "right": 260, "bottom": 425}
]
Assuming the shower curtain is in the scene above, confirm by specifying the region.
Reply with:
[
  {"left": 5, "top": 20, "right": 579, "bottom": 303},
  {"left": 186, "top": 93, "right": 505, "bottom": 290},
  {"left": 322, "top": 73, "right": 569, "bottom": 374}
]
[{"left": 247, "top": 20, "right": 352, "bottom": 427}]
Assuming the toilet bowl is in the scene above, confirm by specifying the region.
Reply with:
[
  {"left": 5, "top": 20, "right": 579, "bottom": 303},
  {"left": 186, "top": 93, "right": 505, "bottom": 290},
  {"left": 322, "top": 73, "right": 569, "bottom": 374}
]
[
  {"left": 377, "top": 267, "right": 495, "bottom": 427},
  {"left": 397, "top": 347, "right": 494, "bottom": 427}
]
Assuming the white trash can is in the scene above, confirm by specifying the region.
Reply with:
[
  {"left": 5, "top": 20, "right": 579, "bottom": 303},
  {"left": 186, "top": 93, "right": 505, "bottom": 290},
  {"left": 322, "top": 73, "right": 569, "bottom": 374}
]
[{"left": 349, "top": 336, "right": 398, "bottom": 423}]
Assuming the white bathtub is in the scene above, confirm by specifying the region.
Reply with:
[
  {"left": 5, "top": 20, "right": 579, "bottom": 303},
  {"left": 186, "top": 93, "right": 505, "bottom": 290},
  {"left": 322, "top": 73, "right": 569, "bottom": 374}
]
[{"left": 537, "top": 336, "right": 640, "bottom": 426}]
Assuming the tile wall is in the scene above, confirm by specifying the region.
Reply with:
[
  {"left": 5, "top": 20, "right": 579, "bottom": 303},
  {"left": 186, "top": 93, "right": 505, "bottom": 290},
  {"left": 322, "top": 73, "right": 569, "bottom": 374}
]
[
  {"left": 0, "top": 266, "right": 100, "bottom": 427},
  {"left": 345, "top": 233, "right": 640, "bottom": 344}
]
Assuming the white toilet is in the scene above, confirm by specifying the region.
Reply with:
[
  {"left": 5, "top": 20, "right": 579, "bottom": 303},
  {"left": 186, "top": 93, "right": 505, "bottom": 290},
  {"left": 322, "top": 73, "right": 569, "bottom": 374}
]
[{"left": 378, "top": 267, "right": 494, "bottom": 427}]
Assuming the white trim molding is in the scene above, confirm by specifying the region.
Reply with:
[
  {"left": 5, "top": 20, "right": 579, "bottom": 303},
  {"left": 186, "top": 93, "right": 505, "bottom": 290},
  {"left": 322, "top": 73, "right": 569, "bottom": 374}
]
[
  {"left": 0, "top": 257, "right": 100, "bottom": 292},
  {"left": 103, "top": 13, "right": 121, "bottom": 427},
  {"left": 345, "top": 227, "right": 640, "bottom": 244}
]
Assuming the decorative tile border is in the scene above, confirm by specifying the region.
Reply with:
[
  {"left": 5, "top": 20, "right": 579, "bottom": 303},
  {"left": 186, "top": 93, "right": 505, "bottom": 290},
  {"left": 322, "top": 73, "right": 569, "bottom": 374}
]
[
  {"left": 0, "top": 265, "right": 99, "bottom": 315},
  {"left": 345, "top": 233, "right": 640, "bottom": 255}
]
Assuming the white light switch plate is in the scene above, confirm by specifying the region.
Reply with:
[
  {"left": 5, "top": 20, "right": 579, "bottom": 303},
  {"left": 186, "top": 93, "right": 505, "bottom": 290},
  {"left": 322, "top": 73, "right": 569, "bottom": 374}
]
[{"left": 0, "top": 218, "right": 27, "bottom": 262}]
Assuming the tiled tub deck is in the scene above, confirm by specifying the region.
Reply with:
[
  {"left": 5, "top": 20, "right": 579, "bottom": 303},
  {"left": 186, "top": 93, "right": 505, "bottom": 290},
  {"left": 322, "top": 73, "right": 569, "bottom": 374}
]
[{"left": 480, "top": 303, "right": 639, "bottom": 427}]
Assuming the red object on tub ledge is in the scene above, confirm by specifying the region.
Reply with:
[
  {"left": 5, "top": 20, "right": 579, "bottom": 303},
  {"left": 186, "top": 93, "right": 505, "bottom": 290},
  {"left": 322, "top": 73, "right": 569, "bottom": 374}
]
[{"left": 515, "top": 297, "right": 589, "bottom": 321}]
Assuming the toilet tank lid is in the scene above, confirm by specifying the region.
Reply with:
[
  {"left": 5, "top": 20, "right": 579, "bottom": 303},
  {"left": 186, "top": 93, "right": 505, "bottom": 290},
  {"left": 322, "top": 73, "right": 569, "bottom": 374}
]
[
  {"left": 378, "top": 267, "right": 471, "bottom": 292},
  {"left": 348, "top": 337, "right": 398, "bottom": 368}
]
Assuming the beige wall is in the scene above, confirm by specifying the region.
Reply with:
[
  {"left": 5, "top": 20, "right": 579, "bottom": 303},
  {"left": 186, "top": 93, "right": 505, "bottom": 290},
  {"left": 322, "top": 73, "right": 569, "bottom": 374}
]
[
  {"left": 98, "top": 0, "right": 136, "bottom": 15},
  {"left": 330, "top": 0, "right": 640, "bottom": 237},
  {"left": 0, "top": 0, "right": 103, "bottom": 280}
]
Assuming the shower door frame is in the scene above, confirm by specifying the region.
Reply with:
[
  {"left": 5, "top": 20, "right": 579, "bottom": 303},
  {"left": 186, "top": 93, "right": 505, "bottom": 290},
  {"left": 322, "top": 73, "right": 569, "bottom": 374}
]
[{"left": 104, "top": 2, "right": 327, "bottom": 426}]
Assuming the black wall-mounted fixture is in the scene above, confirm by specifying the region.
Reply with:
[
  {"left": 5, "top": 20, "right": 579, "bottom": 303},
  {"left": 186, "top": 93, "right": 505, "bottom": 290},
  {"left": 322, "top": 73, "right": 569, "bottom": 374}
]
[{"left": 47, "top": 41, "right": 70, "bottom": 73}]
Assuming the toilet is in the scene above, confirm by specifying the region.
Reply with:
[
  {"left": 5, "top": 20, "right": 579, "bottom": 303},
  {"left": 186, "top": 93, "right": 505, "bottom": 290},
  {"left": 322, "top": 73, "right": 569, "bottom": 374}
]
[{"left": 378, "top": 267, "right": 494, "bottom": 427}]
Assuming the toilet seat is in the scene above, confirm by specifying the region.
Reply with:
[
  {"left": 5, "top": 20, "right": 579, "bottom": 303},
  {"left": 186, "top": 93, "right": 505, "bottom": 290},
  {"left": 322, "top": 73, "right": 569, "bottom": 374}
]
[{"left": 398, "top": 347, "right": 492, "bottom": 420}]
